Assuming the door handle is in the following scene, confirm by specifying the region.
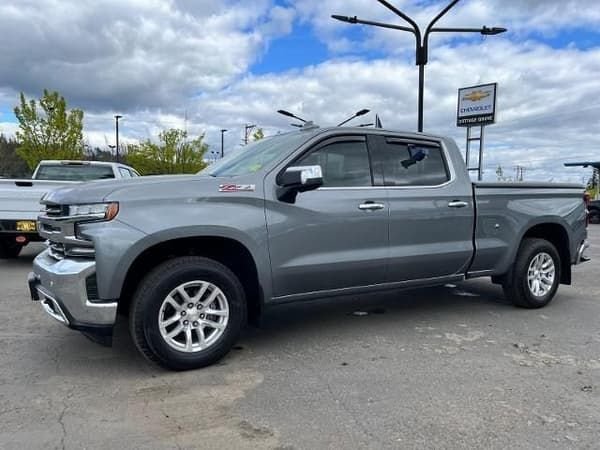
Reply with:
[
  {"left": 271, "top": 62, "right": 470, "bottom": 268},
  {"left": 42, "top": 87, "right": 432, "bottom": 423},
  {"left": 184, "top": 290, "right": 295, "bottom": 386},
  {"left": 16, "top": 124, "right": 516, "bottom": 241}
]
[
  {"left": 358, "top": 202, "right": 385, "bottom": 211},
  {"left": 448, "top": 200, "right": 469, "bottom": 208}
]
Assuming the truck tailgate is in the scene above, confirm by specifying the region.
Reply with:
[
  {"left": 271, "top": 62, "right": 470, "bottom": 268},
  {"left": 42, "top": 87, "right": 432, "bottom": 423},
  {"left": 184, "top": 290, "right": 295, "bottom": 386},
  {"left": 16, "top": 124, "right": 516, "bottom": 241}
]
[{"left": 0, "top": 180, "right": 75, "bottom": 218}]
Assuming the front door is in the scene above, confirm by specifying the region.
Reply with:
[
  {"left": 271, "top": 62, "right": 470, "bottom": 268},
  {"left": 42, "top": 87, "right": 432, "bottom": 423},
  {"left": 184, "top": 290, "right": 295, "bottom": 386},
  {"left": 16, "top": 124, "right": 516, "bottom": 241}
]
[{"left": 266, "top": 135, "right": 389, "bottom": 298}]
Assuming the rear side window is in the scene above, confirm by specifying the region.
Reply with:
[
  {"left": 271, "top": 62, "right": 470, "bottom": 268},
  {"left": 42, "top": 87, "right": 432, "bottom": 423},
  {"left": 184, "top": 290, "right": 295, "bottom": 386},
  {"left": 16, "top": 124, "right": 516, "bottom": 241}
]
[
  {"left": 118, "top": 168, "right": 132, "bottom": 178},
  {"left": 35, "top": 165, "right": 115, "bottom": 181},
  {"left": 297, "top": 140, "right": 372, "bottom": 187},
  {"left": 380, "top": 141, "right": 449, "bottom": 186}
]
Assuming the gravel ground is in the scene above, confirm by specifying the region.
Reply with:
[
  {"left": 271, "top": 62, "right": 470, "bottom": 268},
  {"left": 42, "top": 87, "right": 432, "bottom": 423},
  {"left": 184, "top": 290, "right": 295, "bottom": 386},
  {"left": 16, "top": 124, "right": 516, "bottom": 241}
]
[{"left": 0, "top": 227, "right": 598, "bottom": 449}]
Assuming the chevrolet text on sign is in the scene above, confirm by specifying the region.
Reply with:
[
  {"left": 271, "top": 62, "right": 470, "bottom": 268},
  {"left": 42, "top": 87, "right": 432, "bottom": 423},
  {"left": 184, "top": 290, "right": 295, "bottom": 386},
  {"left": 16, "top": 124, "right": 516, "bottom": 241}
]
[{"left": 456, "top": 83, "right": 497, "bottom": 127}]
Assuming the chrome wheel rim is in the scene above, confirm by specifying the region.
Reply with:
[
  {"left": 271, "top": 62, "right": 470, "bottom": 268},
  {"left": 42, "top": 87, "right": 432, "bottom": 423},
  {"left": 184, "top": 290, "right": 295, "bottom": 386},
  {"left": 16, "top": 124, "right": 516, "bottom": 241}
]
[
  {"left": 527, "top": 252, "right": 555, "bottom": 297},
  {"left": 158, "top": 280, "right": 229, "bottom": 353}
]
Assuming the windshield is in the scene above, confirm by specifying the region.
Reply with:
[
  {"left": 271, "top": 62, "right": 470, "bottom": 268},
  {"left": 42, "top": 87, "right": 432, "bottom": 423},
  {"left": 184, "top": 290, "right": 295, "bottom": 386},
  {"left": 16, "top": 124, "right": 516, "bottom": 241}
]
[
  {"left": 35, "top": 164, "right": 115, "bottom": 181},
  {"left": 203, "top": 131, "right": 315, "bottom": 177}
]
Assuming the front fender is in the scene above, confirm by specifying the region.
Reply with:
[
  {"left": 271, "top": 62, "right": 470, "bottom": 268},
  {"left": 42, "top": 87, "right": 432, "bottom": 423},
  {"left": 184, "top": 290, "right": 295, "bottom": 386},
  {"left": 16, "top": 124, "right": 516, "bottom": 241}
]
[{"left": 97, "top": 224, "right": 272, "bottom": 301}]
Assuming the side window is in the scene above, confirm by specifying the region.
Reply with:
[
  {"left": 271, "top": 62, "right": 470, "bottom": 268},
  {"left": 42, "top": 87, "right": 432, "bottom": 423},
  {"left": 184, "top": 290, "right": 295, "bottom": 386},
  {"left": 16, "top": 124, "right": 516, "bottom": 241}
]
[
  {"left": 118, "top": 167, "right": 132, "bottom": 178},
  {"left": 381, "top": 141, "right": 449, "bottom": 186},
  {"left": 296, "top": 140, "right": 372, "bottom": 187}
]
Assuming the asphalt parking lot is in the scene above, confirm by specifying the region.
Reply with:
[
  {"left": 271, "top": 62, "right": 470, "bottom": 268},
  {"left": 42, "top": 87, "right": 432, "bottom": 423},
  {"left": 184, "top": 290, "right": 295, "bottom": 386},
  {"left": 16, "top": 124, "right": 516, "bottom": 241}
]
[{"left": 1, "top": 228, "right": 598, "bottom": 449}]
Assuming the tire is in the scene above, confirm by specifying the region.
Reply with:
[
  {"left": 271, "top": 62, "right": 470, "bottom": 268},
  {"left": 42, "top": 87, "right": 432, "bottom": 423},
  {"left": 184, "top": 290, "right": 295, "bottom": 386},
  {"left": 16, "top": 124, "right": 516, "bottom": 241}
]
[
  {"left": 0, "top": 240, "right": 22, "bottom": 259},
  {"left": 502, "top": 238, "right": 561, "bottom": 309},
  {"left": 129, "top": 256, "right": 246, "bottom": 370},
  {"left": 589, "top": 209, "right": 600, "bottom": 225}
]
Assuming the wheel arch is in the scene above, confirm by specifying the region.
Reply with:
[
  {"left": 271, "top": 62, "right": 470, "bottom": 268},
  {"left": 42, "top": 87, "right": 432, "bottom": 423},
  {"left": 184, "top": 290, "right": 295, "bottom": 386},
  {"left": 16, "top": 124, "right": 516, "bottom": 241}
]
[
  {"left": 117, "top": 235, "right": 264, "bottom": 324},
  {"left": 521, "top": 222, "right": 571, "bottom": 284}
]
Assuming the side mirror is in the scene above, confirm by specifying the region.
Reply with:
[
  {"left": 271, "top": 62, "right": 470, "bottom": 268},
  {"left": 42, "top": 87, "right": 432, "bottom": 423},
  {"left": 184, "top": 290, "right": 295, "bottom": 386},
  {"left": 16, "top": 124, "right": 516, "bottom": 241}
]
[
  {"left": 280, "top": 165, "right": 323, "bottom": 188},
  {"left": 277, "top": 165, "right": 323, "bottom": 202}
]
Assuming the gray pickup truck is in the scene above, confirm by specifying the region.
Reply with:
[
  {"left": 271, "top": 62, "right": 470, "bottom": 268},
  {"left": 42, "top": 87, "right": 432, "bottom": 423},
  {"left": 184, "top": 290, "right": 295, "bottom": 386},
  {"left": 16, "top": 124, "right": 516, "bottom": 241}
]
[{"left": 28, "top": 126, "right": 589, "bottom": 370}]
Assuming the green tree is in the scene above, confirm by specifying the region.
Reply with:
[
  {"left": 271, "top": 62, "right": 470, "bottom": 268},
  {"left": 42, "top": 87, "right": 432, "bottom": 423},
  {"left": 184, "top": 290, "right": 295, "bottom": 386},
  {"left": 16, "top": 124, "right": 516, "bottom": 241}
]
[
  {"left": 125, "top": 129, "right": 208, "bottom": 175},
  {"left": 587, "top": 171, "right": 599, "bottom": 199},
  {"left": 252, "top": 127, "right": 264, "bottom": 141},
  {"left": 84, "top": 146, "right": 117, "bottom": 162},
  {"left": 13, "top": 90, "right": 84, "bottom": 170},
  {"left": 0, "top": 134, "right": 31, "bottom": 178}
]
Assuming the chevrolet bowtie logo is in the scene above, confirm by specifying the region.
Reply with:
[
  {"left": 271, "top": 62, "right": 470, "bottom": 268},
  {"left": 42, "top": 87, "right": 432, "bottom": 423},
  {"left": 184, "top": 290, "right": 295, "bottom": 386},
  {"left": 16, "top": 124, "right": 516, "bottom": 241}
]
[{"left": 463, "top": 90, "right": 490, "bottom": 102}]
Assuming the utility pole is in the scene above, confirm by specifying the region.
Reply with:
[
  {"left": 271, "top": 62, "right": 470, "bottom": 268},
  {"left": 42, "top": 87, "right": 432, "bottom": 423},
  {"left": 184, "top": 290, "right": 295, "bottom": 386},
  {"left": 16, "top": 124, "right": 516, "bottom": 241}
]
[
  {"left": 514, "top": 165, "right": 526, "bottom": 182},
  {"left": 244, "top": 124, "right": 256, "bottom": 145},
  {"left": 496, "top": 165, "right": 504, "bottom": 181},
  {"left": 220, "top": 129, "right": 227, "bottom": 158},
  {"left": 332, "top": 1, "right": 506, "bottom": 132},
  {"left": 114, "top": 115, "right": 122, "bottom": 162}
]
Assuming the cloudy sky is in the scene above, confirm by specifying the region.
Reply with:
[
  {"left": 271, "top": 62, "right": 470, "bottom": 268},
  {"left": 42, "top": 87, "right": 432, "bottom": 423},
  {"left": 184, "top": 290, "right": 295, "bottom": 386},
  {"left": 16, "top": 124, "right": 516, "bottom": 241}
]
[{"left": 1, "top": 0, "right": 599, "bottom": 182}]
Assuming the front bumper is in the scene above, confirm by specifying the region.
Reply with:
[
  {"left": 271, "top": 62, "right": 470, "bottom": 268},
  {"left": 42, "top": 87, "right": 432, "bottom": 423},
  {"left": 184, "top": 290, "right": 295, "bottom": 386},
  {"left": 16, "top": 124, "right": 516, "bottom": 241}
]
[{"left": 29, "top": 249, "right": 117, "bottom": 342}]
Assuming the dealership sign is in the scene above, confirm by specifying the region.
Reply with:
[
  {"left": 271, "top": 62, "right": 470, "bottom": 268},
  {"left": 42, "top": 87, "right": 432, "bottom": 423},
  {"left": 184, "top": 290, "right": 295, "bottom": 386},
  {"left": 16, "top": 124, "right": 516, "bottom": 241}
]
[{"left": 456, "top": 83, "right": 497, "bottom": 127}]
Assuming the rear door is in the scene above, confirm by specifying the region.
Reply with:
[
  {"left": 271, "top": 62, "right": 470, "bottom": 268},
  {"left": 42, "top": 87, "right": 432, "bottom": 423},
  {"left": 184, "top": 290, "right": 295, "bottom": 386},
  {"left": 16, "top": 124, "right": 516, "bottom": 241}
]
[
  {"left": 266, "top": 135, "right": 389, "bottom": 298},
  {"left": 371, "top": 135, "right": 474, "bottom": 282}
]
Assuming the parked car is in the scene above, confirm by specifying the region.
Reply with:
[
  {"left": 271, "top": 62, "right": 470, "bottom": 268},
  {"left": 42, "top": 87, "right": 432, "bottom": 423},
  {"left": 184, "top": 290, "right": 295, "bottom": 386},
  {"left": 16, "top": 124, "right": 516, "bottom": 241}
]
[
  {"left": 0, "top": 160, "right": 138, "bottom": 258},
  {"left": 28, "top": 126, "right": 589, "bottom": 370}
]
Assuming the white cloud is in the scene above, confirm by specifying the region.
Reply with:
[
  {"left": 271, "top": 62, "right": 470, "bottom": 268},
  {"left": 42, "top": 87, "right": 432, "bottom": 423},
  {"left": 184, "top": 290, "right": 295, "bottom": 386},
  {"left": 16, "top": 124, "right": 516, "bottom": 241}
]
[
  {"left": 0, "top": 0, "right": 294, "bottom": 111},
  {"left": 0, "top": 122, "right": 18, "bottom": 137}
]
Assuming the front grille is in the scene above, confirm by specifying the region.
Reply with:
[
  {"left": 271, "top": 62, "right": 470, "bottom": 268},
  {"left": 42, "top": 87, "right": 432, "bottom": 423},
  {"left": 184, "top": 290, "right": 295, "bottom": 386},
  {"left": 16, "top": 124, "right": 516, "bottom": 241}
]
[
  {"left": 48, "top": 241, "right": 66, "bottom": 260},
  {"left": 40, "top": 203, "right": 95, "bottom": 260},
  {"left": 44, "top": 204, "right": 67, "bottom": 217}
]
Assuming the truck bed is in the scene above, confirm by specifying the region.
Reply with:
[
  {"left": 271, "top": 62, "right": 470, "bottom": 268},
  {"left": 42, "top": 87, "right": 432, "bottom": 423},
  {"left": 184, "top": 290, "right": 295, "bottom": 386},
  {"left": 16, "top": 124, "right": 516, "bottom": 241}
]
[{"left": 470, "top": 181, "right": 587, "bottom": 277}]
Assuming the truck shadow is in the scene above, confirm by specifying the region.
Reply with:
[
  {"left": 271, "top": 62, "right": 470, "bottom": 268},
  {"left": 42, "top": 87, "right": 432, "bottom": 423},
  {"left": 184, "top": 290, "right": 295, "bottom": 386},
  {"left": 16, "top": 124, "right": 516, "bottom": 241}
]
[
  {"left": 37, "top": 279, "right": 565, "bottom": 376},
  {"left": 241, "top": 280, "right": 512, "bottom": 344},
  {"left": 107, "top": 279, "right": 523, "bottom": 371}
]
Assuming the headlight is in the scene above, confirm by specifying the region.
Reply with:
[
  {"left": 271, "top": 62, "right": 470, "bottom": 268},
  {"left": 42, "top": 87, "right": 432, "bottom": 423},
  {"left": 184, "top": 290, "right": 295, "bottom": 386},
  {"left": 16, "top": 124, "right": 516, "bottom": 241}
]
[{"left": 68, "top": 202, "right": 119, "bottom": 221}]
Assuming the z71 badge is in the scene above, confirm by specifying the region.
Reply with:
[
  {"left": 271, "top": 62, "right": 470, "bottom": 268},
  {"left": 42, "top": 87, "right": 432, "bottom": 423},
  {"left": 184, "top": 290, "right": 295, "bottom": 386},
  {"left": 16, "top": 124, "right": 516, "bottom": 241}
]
[{"left": 219, "top": 184, "right": 256, "bottom": 192}]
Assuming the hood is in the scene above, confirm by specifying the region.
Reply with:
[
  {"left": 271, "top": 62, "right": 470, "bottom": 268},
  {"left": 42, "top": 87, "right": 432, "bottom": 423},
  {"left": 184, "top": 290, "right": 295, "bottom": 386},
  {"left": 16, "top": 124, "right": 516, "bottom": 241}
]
[{"left": 43, "top": 174, "right": 214, "bottom": 204}]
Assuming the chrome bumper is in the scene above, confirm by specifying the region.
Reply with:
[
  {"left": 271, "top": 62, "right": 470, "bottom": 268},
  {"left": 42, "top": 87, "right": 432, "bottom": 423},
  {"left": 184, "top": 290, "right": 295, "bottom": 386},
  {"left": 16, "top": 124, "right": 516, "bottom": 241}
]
[
  {"left": 575, "top": 240, "right": 590, "bottom": 265},
  {"left": 29, "top": 249, "right": 117, "bottom": 327}
]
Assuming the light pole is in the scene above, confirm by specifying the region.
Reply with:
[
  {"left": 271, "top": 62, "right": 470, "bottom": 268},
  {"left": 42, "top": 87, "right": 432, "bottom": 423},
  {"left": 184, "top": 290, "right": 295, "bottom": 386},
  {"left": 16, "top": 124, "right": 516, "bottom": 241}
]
[
  {"left": 244, "top": 124, "right": 256, "bottom": 145},
  {"left": 220, "top": 129, "right": 227, "bottom": 158},
  {"left": 332, "top": 0, "right": 506, "bottom": 132},
  {"left": 114, "top": 115, "right": 122, "bottom": 162}
]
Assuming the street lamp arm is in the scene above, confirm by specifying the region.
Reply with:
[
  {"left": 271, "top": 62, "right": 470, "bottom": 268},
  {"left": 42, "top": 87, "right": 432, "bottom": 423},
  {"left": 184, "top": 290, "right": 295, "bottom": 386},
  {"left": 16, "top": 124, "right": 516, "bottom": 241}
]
[
  {"left": 337, "top": 108, "right": 370, "bottom": 127},
  {"left": 331, "top": 15, "right": 415, "bottom": 34},
  {"left": 376, "top": 0, "right": 421, "bottom": 37},
  {"left": 425, "top": 0, "right": 461, "bottom": 35},
  {"left": 430, "top": 26, "right": 507, "bottom": 34},
  {"left": 422, "top": 0, "right": 461, "bottom": 64}
]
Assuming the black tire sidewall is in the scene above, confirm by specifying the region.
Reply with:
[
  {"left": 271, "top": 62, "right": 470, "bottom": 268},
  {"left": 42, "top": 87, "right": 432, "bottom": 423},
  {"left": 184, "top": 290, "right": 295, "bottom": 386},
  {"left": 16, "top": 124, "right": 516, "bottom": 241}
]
[
  {"left": 0, "top": 239, "right": 22, "bottom": 259},
  {"left": 132, "top": 258, "right": 246, "bottom": 370},
  {"left": 589, "top": 210, "right": 600, "bottom": 224},
  {"left": 515, "top": 240, "right": 561, "bottom": 307}
]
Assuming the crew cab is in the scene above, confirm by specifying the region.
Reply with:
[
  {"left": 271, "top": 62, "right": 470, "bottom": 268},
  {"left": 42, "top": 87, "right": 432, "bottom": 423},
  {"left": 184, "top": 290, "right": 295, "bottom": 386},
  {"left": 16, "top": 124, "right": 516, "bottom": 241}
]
[
  {"left": 0, "top": 160, "right": 138, "bottom": 258},
  {"left": 28, "top": 127, "right": 589, "bottom": 370}
]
